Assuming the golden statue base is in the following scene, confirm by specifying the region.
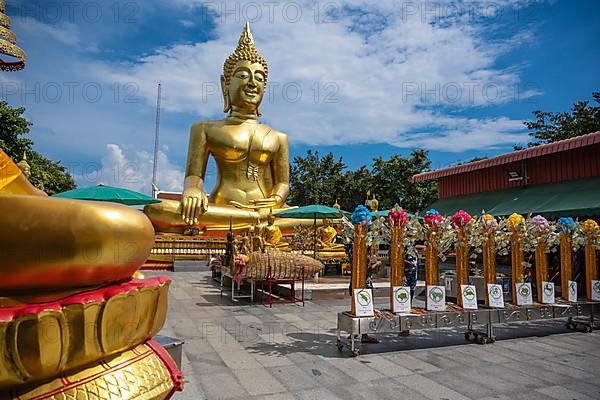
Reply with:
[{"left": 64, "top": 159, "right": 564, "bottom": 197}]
[
  {"left": 7, "top": 341, "right": 182, "bottom": 399},
  {"left": 0, "top": 277, "right": 182, "bottom": 398}
]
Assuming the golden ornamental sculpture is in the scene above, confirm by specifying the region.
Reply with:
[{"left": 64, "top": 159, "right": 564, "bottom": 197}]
[
  {"left": 0, "top": 0, "right": 26, "bottom": 71},
  {"left": 145, "top": 22, "right": 300, "bottom": 232},
  {"left": 0, "top": 149, "right": 182, "bottom": 398}
]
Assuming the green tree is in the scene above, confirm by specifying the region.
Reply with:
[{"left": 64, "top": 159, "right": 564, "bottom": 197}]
[
  {"left": 0, "top": 100, "right": 75, "bottom": 195},
  {"left": 337, "top": 166, "right": 373, "bottom": 211},
  {"left": 525, "top": 92, "right": 600, "bottom": 146},
  {"left": 370, "top": 150, "right": 437, "bottom": 212},
  {"left": 288, "top": 150, "right": 346, "bottom": 206},
  {"left": 289, "top": 149, "right": 437, "bottom": 213}
]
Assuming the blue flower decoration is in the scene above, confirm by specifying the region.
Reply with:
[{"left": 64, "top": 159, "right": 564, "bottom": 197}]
[
  {"left": 425, "top": 209, "right": 440, "bottom": 216},
  {"left": 557, "top": 217, "right": 576, "bottom": 233},
  {"left": 351, "top": 205, "right": 372, "bottom": 226}
]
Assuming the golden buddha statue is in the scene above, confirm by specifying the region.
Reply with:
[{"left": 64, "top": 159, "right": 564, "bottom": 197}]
[
  {"left": 145, "top": 22, "right": 293, "bottom": 232},
  {"left": 316, "top": 219, "right": 345, "bottom": 251},
  {"left": 263, "top": 212, "right": 289, "bottom": 250}
]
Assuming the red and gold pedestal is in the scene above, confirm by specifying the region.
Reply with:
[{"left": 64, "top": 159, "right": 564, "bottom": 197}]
[
  {"left": 350, "top": 223, "right": 368, "bottom": 315},
  {"left": 0, "top": 277, "right": 183, "bottom": 399}
]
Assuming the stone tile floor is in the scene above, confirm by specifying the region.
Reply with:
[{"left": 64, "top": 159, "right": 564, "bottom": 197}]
[{"left": 149, "top": 271, "right": 600, "bottom": 400}]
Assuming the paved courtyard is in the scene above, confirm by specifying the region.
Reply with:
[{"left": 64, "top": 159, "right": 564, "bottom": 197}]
[{"left": 150, "top": 271, "right": 600, "bottom": 400}]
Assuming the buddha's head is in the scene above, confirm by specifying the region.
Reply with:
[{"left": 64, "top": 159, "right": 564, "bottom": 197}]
[
  {"left": 267, "top": 212, "right": 275, "bottom": 225},
  {"left": 222, "top": 22, "right": 268, "bottom": 116},
  {"left": 323, "top": 219, "right": 331, "bottom": 227}
]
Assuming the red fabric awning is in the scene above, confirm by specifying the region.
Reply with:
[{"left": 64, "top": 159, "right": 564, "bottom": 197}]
[{"left": 412, "top": 131, "right": 600, "bottom": 183}]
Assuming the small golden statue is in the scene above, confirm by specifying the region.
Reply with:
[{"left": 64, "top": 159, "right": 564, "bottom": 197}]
[
  {"left": 145, "top": 22, "right": 293, "bottom": 232},
  {"left": 370, "top": 193, "right": 379, "bottom": 213},
  {"left": 263, "top": 212, "right": 289, "bottom": 250},
  {"left": 316, "top": 219, "right": 345, "bottom": 251}
]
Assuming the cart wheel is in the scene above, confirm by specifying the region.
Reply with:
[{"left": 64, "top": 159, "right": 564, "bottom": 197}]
[
  {"left": 477, "top": 336, "right": 486, "bottom": 345},
  {"left": 584, "top": 325, "right": 593, "bottom": 333},
  {"left": 487, "top": 337, "right": 496, "bottom": 344}
]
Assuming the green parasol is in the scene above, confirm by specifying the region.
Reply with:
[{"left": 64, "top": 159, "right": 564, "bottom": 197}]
[{"left": 52, "top": 183, "right": 161, "bottom": 206}]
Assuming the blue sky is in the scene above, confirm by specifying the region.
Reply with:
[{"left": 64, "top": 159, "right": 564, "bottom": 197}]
[{"left": 3, "top": 0, "right": 599, "bottom": 193}]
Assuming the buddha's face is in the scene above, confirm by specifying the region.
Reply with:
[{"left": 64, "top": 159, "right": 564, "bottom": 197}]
[
  {"left": 267, "top": 215, "right": 275, "bottom": 225},
  {"left": 227, "top": 60, "right": 266, "bottom": 111}
]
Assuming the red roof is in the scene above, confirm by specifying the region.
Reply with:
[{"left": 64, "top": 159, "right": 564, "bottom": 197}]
[{"left": 412, "top": 131, "right": 600, "bottom": 183}]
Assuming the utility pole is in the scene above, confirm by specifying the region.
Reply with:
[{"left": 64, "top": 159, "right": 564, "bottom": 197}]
[{"left": 151, "top": 82, "right": 161, "bottom": 198}]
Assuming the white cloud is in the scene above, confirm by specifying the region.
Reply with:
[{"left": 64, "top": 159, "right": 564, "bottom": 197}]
[
  {"left": 17, "top": 19, "right": 81, "bottom": 48},
  {"left": 74, "top": 144, "right": 184, "bottom": 194},
  {"left": 88, "top": 0, "right": 533, "bottom": 151}
]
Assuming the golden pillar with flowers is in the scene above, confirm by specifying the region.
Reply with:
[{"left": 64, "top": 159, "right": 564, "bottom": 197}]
[
  {"left": 388, "top": 206, "right": 408, "bottom": 307},
  {"left": 582, "top": 219, "right": 599, "bottom": 300},
  {"left": 423, "top": 210, "right": 444, "bottom": 309},
  {"left": 480, "top": 214, "right": 498, "bottom": 306},
  {"left": 350, "top": 205, "right": 370, "bottom": 315},
  {"left": 530, "top": 215, "right": 551, "bottom": 301},
  {"left": 507, "top": 213, "right": 525, "bottom": 303},
  {"left": 557, "top": 217, "right": 577, "bottom": 300},
  {"left": 452, "top": 210, "right": 472, "bottom": 307}
]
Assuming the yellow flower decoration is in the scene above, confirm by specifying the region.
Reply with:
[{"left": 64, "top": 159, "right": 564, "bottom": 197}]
[
  {"left": 582, "top": 219, "right": 599, "bottom": 234},
  {"left": 507, "top": 213, "right": 525, "bottom": 232},
  {"left": 484, "top": 214, "right": 494, "bottom": 221}
]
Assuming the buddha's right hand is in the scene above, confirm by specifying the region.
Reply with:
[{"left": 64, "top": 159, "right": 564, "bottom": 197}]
[{"left": 181, "top": 188, "right": 208, "bottom": 225}]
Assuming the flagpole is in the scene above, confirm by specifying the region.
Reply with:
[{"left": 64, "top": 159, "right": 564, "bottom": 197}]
[{"left": 151, "top": 82, "right": 162, "bottom": 198}]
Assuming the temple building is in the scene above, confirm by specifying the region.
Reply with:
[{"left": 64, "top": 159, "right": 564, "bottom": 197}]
[{"left": 412, "top": 131, "right": 600, "bottom": 217}]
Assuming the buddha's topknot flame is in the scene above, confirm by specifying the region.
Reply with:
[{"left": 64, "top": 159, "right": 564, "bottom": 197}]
[{"left": 223, "top": 21, "right": 268, "bottom": 86}]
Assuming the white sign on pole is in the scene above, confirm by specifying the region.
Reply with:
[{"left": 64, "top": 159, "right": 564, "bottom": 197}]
[
  {"left": 392, "top": 286, "right": 411, "bottom": 313},
  {"left": 487, "top": 284, "right": 505, "bottom": 308},
  {"left": 460, "top": 285, "right": 478, "bottom": 310},
  {"left": 541, "top": 281, "right": 555, "bottom": 304},
  {"left": 568, "top": 280, "right": 578, "bottom": 302},
  {"left": 426, "top": 285, "right": 446, "bottom": 311},
  {"left": 592, "top": 280, "right": 600, "bottom": 301},
  {"left": 354, "top": 289, "right": 374, "bottom": 317},
  {"left": 516, "top": 282, "right": 533, "bottom": 305}
]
